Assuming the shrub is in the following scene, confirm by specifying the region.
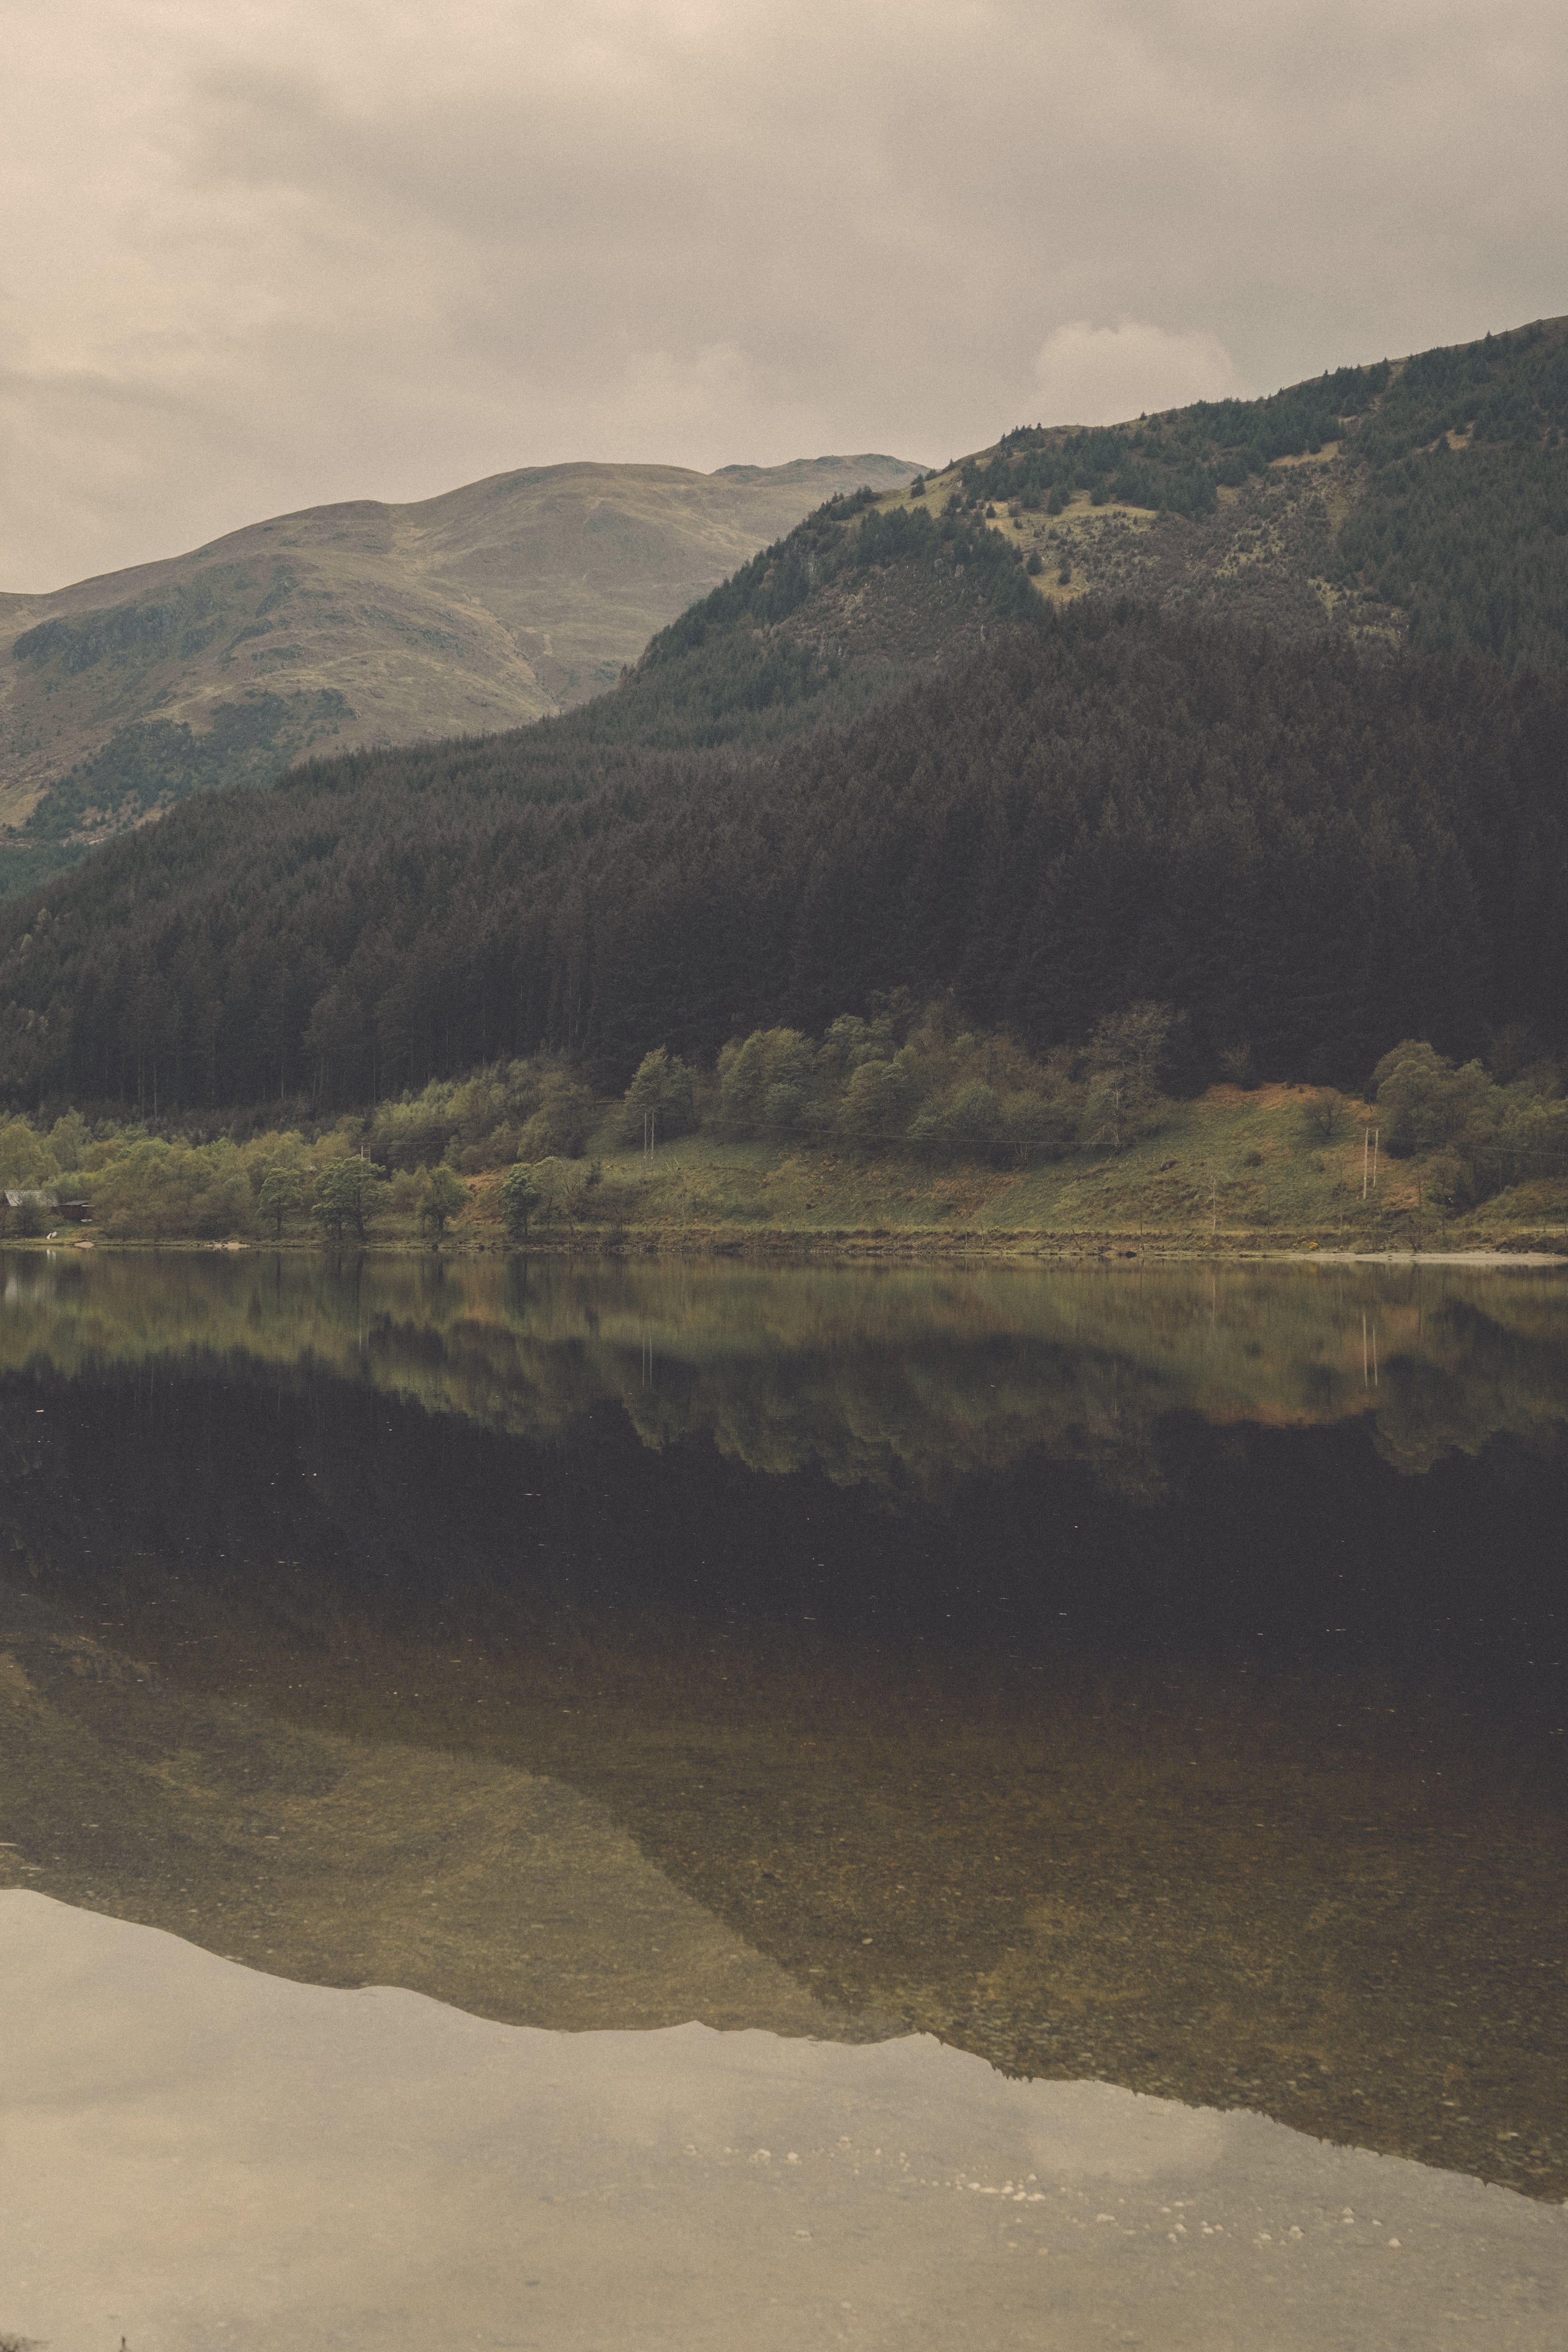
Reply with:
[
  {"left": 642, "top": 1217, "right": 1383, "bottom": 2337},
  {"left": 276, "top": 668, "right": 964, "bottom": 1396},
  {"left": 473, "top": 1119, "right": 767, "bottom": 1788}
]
[
  {"left": 90, "top": 1139, "right": 254, "bottom": 1241},
  {"left": 501, "top": 1163, "right": 541, "bottom": 1240}
]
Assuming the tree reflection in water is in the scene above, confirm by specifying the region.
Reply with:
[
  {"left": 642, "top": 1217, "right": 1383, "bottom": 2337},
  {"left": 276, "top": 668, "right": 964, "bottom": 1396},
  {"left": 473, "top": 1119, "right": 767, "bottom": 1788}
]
[{"left": 2, "top": 1251, "right": 1566, "bottom": 2203}]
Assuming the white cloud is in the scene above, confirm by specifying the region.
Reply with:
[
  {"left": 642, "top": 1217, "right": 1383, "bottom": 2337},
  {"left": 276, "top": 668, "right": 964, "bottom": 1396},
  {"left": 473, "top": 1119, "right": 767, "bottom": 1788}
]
[{"left": 1031, "top": 323, "right": 1244, "bottom": 428}]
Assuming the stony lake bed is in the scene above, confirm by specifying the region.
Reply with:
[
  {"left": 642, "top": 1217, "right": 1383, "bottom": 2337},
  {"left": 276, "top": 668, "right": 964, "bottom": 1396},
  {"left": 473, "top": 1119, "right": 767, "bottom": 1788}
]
[{"left": 3, "top": 1250, "right": 1566, "bottom": 2346}]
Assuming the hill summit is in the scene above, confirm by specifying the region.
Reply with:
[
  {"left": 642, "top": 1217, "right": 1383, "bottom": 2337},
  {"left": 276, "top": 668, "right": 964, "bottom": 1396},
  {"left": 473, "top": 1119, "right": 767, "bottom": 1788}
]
[{"left": 0, "top": 452, "right": 920, "bottom": 899}]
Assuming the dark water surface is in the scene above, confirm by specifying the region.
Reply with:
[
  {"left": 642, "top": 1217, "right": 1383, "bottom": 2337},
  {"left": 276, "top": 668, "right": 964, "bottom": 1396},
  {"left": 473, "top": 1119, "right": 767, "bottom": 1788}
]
[{"left": 3, "top": 1251, "right": 1565, "bottom": 2200}]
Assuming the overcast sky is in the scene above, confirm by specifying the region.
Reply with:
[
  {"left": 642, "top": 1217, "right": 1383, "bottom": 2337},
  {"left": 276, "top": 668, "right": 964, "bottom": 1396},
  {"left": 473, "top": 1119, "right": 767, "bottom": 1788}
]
[{"left": 3, "top": 0, "right": 1564, "bottom": 590}]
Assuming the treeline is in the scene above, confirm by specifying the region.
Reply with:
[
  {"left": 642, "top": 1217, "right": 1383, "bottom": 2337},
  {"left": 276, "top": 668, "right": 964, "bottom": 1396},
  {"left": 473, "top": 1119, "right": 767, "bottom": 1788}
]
[
  {"left": 597, "top": 493, "right": 1042, "bottom": 746},
  {"left": 962, "top": 356, "right": 1393, "bottom": 521},
  {"left": 0, "top": 689, "right": 356, "bottom": 907},
  {"left": 1354, "top": 320, "right": 1568, "bottom": 468},
  {"left": 1, "top": 603, "right": 1565, "bottom": 1117},
  {"left": 963, "top": 317, "right": 1568, "bottom": 527},
  {"left": 703, "top": 999, "right": 1168, "bottom": 1161},
  {"left": 639, "top": 492, "right": 1039, "bottom": 669},
  {"left": 0, "top": 1100, "right": 503, "bottom": 1243},
  {"left": 1372, "top": 1038, "right": 1568, "bottom": 1208},
  {"left": 4, "top": 1008, "right": 1562, "bottom": 1245}
]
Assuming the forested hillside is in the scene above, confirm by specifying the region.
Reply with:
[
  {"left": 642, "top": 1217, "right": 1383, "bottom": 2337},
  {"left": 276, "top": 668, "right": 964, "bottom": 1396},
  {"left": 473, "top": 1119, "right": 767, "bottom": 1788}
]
[
  {"left": 2, "top": 603, "right": 1563, "bottom": 1113},
  {"left": 0, "top": 452, "right": 920, "bottom": 901},
  {"left": 952, "top": 313, "right": 1568, "bottom": 674},
  {"left": 3, "top": 313, "right": 1567, "bottom": 1122}
]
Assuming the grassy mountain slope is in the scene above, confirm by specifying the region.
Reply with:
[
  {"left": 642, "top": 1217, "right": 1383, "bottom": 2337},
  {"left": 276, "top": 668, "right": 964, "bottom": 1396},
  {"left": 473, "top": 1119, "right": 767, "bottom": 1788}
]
[{"left": 0, "top": 452, "right": 919, "bottom": 896}]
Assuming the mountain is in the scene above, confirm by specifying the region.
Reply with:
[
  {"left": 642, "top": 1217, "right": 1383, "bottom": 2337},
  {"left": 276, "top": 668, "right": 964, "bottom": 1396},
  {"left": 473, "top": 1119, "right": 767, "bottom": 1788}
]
[
  {"left": 953, "top": 312, "right": 1568, "bottom": 670},
  {"left": 0, "top": 453, "right": 921, "bottom": 899},
  {"left": 2, "top": 313, "right": 1567, "bottom": 1113},
  {"left": 479, "top": 312, "right": 1568, "bottom": 765},
  {"left": 613, "top": 311, "right": 1568, "bottom": 737}
]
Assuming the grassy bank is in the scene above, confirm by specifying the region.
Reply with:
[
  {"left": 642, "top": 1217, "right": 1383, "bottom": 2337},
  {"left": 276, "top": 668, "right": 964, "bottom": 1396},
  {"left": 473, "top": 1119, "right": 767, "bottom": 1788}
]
[
  {"left": 8, "top": 1081, "right": 1559, "bottom": 1258},
  {"left": 471, "top": 1083, "right": 1561, "bottom": 1254}
]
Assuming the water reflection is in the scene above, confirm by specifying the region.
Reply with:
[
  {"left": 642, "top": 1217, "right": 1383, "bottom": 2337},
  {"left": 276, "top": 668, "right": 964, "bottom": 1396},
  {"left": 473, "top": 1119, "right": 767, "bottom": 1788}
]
[
  {"left": 1, "top": 1251, "right": 1565, "bottom": 2212},
  {"left": 9, "top": 1894, "right": 1567, "bottom": 2351},
  {"left": 4, "top": 1250, "right": 1568, "bottom": 1491}
]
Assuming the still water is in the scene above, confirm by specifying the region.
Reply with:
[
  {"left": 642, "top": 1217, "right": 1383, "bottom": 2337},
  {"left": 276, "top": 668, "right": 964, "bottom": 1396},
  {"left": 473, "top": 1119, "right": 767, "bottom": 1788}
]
[{"left": 3, "top": 1251, "right": 1567, "bottom": 2344}]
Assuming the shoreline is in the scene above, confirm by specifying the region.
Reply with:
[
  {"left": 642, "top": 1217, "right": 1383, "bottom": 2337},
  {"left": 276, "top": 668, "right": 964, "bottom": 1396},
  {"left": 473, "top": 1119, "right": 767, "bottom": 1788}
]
[
  {"left": 7, "top": 1231, "right": 1565, "bottom": 1266},
  {"left": 7, "top": 1079, "right": 1564, "bottom": 1266}
]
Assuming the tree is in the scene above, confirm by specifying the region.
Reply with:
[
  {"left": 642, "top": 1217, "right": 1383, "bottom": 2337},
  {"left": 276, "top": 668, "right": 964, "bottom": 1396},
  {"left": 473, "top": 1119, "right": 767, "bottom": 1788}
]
[
  {"left": 516, "top": 1071, "right": 595, "bottom": 1160},
  {"left": 0, "top": 1117, "right": 55, "bottom": 1190},
  {"left": 1084, "top": 1003, "right": 1173, "bottom": 1153},
  {"left": 1305, "top": 1087, "right": 1348, "bottom": 1140},
  {"left": 90, "top": 1138, "right": 252, "bottom": 1241},
  {"left": 313, "top": 1156, "right": 386, "bottom": 1243},
  {"left": 10, "top": 1193, "right": 47, "bottom": 1238},
  {"left": 1372, "top": 1040, "right": 1499, "bottom": 1155},
  {"left": 946, "top": 1081, "right": 1004, "bottom": 1157},
  {"left": 716, "top": 1028, "right": 815, "bottom": 1138},
  {"left": 46, "top": 1110, "right": 88, "bottom": 1172},
  {"left": 501, "top": 1162, "right": 541, "bottom": 1242},
  {"left": 257, "top": 1164, "right": 303, "bottom": 1239},
  {"left": 612, "top": 1046, "right": 697, "bottom": 1149},
  {"left": 417, "top": 1162, "right": 467, "bottom": 1243},
  {"left": 836, "top": 1057, "right": 910, "bottom": 1149}
]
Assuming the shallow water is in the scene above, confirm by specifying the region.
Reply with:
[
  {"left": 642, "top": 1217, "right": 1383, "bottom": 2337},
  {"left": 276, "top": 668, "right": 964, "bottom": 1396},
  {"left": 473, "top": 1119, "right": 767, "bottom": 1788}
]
[
  {"left": 2, "top": 1250, "right": 1566, "bottom": 2341},
  {"left": 9, "top": 1891, "right": 1568, "bottom": 2351}
]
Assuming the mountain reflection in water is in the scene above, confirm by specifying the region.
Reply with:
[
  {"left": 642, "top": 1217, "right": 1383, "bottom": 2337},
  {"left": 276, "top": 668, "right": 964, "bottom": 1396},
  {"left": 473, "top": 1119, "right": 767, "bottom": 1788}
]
[{"left": 2, "top": 1251, "right": 1565, "bottom": 2206}]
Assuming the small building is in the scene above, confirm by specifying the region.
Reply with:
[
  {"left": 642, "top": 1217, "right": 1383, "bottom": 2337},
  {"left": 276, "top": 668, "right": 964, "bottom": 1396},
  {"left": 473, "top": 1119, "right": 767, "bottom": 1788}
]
[{"left": 3, "top": 1191, "right": 90, "bottom": 1223}]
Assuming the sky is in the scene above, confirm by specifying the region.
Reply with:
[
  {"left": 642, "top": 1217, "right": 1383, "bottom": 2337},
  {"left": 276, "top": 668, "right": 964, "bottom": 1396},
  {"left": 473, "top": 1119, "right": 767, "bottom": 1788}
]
[{"left": 2, "top": 0, "right": 1564, "bottom": 591}]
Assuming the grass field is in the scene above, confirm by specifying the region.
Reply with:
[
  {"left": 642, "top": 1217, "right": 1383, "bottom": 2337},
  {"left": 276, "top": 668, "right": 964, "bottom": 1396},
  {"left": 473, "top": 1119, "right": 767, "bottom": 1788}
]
[{"left": 450, "top": 1084, "right": 1566, "bottom": 1256}]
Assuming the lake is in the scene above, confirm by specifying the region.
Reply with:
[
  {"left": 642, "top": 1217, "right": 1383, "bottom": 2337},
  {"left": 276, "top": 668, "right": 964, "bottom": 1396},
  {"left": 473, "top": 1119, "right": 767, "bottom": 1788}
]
[{"left": 4, "top": 1251, "right": 1567, "bottom": 2346}]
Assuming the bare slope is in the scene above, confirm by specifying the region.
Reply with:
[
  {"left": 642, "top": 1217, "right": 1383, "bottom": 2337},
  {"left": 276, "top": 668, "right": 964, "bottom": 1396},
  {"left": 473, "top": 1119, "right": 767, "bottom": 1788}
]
[{"left": 0, "top": 452, "right": 919, "bottom": 868}]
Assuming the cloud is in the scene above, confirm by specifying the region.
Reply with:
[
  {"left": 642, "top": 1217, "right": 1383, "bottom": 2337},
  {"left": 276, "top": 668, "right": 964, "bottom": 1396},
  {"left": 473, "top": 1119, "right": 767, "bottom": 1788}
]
[
  {"left": 1031, "top": 323, "right": 1243, "bottom": 429},
  {"left": 1, "top": 0, "right": 1565, "bottom": 587}
]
